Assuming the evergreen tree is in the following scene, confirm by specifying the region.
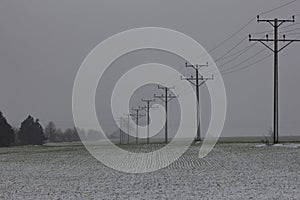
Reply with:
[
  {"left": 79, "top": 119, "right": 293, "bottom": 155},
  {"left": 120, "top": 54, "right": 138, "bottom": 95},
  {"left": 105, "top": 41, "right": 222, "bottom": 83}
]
[
  {"left": 18, "top": 115, "right": 45, "bottom": 145},
  {"left": 0, "top": 111, "right": 14, "bottom": 147}
]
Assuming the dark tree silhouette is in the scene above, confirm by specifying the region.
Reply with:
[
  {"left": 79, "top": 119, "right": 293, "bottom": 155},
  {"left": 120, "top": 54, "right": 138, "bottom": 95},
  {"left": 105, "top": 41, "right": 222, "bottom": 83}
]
[
  {"left": 18, "top": 115, "right": 45, "bottom": 145},
  {"left": 0, "top": 111, "right": 14, "bottom": 147},
  {"left": 63, "top": 127, "right": 81, "bottom": 142},
  {"left": 63, "top": 128, "right": 73, "bottom": 142},
  {"left": 72, "top": 127, "right": 80, "bottom": 141},
  {"left": 54, "top": 128, "right": 64, "bottom": 142}
]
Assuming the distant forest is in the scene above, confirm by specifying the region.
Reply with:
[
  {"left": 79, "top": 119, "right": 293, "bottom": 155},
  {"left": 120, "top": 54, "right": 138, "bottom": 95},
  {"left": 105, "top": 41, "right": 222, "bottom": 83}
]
[{"left": 0, "top": 111, "right": 105, "bottom": 147}]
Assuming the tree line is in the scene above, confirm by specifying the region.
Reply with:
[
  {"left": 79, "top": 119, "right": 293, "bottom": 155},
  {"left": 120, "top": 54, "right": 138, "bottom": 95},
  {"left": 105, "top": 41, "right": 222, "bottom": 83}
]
[{"left": 0, "top": 111, "right": 82, "bottom": 147}]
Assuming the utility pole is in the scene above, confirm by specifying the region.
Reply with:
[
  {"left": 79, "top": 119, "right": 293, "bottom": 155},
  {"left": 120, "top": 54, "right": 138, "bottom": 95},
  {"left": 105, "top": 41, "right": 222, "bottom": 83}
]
[
  {"left": 124, "top": 113, "right": 131, "bottom": 144},
  {"left": 117, "top": 117, "right": 124, "bottom": 144},
  {"left": 181, "top": 62, "right": 214, "bottom": 141},
  {"left": 141, "top": 98, "right": 156, "bottom": 144},
  {"left": 131, "top": 106, "right": 145, "bottom": 144},
  {"left": 154, "top": 85, "right": 178, "bottom": 143},
  {"left": 249, "top": 15, "right": 300, "bottom": 144}
]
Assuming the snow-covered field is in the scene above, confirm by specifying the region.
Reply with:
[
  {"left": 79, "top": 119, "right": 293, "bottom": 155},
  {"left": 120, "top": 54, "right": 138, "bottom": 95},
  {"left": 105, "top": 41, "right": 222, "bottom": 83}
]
[{"left": 1, "top": 143, "right": 300, "bottom": 199}]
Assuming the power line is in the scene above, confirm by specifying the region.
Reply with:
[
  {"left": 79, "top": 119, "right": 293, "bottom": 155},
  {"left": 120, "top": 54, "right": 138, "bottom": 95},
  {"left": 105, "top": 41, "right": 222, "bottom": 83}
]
[
  {"left": 249, "top": 15, "right": 300, "bottom": 144},
  {"left": 116, "top": 117, "right": 125, "bottom": 144},
  {"left": 141, "top": 98, "right": 156, "bottom": 144},
  {"left": 279, "top": 27, "right": 300, "bottom": 34},
  {"left": 250, "top": 24, "right": 300, "bottom": 37},
  {"left": 221, "top": 53, "right": 272, "bottom": 75},
  {"left": 207, "top": 0, "right": 298, "bottom": 55},
  {"left": 200, "top": 46, "right": 266, "bottom": 80},
  {"left": 220, "top": 48, "right": 266, "bottom": 73},
  {"left": 211, "top": 0, "right": 298, "bottom": 54},
  {"left": 212, "top": 27, "right": 300, "bottom": 74},
  {"left": 165, "top": 0, "right": 298, "bottom": 86},
  {"left": 192, "top": 1, "right": 300, "bottom": 79},
  {"left": 215, "top": 36, "right": 248, "bottom": 62},
  {"left": 284, "top": 32, "right": 300, "bottom": 35},
  {"left": 154, "top": 85, "right": 177, "bottom": 143},
  {"left": 215, "top": 43, "right": 256, "bottom": 64},
  {"left": 207, "top": 19, "right": 255, "bottom": 54},
  {"left": 258, "top": 0, "right": 298, "bottom": 16},
  {"left": 216, "top": 43, "right": 257, "bottom": 62},
  {"left": 280, "top": 21, "right": 300, "bottom": 29},
  {"left": 203, "top": 47, "right": 266, "bottom": 76},
  {"left": 218, "top": 43, "right": 259, "bottom": 69},
  {"left": 123, "top": 113, "right": 132, "bottom": 144},
  {"left": 131, "top": 106, "right": 145, "bottom": 144},
  {"left": 251, "top": 28, "right": 274, "bottom": 36},
  {"left": 180, "top": 62, "right": 214, "bottom": 141},
  {"left": 178, "top": 52, "right": 271, "bottom": 97}
]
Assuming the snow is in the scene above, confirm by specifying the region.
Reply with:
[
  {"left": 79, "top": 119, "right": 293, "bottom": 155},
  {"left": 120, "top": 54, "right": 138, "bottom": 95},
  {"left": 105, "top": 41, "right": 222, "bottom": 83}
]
[
  {"left": 254, "top": 144, "right": 268, "bottom": 148},
  {"left": 255, "top": 143, "right": 300, "bottom": 148},
  {"left": 1, "top": 143, "right": 300, "bottom": 199},
  {"left": 272, "top": 143, "right": 300, "bottom": 148}
]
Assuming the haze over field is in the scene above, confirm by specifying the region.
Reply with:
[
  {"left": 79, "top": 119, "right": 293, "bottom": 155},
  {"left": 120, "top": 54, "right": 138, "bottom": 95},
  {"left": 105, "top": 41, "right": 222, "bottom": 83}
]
[{"left": 0, "top": 0, "right": 300, "bottom": 138}]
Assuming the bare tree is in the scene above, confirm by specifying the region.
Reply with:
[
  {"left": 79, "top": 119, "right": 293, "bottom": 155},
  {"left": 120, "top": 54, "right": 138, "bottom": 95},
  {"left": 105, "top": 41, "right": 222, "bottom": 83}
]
[{"left": 45, "top": 121, "right": 56, "bottom": 142}]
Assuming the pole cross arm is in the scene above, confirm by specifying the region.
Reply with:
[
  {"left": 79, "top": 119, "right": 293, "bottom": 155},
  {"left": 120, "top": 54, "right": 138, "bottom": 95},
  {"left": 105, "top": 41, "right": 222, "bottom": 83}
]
[
  {"left": 140, "top": 106, "right": 147, "bottom": 111},
  {"left": 181, "top": 75, "right": 197, "bottom": 86},
  {"left": 279, "top": 39, "right": 300, "bottom": 52},
  {"left": 249, "top": 36, "right": 274, "bottom": 52},
  {"left": 150, "top": 105, "right": 159, "bottom": 109},
  {"left": 181, "top": 74, "right": 213, "bottom": 86},
  {"left": 157, "top": 85, "right": 175, "bottom": 90},
  {"left": 132, "top": 107, "right": 143, "bottom": 111},
  {"left": 154, "top": 94, "right": 165, "bottom": 102},
  {"left": 257, "top": 15, "right": 295, "bottom": 26},
  {"left": 141, "top": 98, "right": 155, "bottom": 102},
  {"left": 167, "top": 95, "right": 178, "bottom": 102},
  {"left": 250, "top": 38, "right": 300, "bottom": 42},
  {"left": 199, "top": 74, "right": 214, "bottom": 81},
  {"left": 198, "top": 81, "right": 206, "bottom": 87},
  {"left": 197, "top": 75, "right": 214, "bottom": 87},
  {"left": 250, "top": 37, "right": 300, "bottom": 53},
  {"left": 185, "top": 62, "right": 209, "bottom": 70},
  {"left": 250, "top": 15, "right": 298, "bottom": 144},
  {"left": 130, "top": 113, "right": 145, "bottom": 118}
]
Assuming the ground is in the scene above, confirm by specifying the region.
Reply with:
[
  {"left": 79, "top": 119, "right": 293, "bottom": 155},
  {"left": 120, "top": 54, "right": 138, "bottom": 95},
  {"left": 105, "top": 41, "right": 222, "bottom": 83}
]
[{"left": 0, "top": 143, "right": 300, "bottom": 199}]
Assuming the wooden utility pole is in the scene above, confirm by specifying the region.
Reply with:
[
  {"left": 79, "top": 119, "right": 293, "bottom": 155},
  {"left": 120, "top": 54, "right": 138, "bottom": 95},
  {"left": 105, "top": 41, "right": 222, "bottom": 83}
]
[
  {"left": 154, "top": 86, "right": 177, "bottom": 143},
  {"left": 131, "top": 107, "right": 145, "bottom": 144},
  {"left": 141, "top": 98, "right": 156, "bottom": 144},
  {"left": 181, "top": 62, "right": 214, "bottom": 141},
  {"left": 249, "top": 15, "right": 300, "bottom": 144},
  {"left": 123, "top": 113, "right": 131, "bottom": 144}
]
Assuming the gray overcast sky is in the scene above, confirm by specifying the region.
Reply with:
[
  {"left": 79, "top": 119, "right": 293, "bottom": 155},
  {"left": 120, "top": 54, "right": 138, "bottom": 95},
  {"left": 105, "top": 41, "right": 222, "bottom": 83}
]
[{"left": 0, "top": 0, "right": 300, "bottom": 137}]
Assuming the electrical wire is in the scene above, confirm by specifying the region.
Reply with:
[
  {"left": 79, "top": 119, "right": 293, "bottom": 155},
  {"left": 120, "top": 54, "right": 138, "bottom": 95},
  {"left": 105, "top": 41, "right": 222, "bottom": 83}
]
[
  {"left": 258, "top": 0, "right": 298, "bottom": 16},
  {"left": 201, "top": 43, "right": 259, "bottom": 75},
  {"left": 215, "top": 43, "right": 257, "bottom": 62},
  {"left": 215, "top": 36, "right": 248, "bottom": 62},
  {"left": 220, "top": 48, "right": 266, "bottom": 73},
  {"left": 161, "top": 0, "right": 300, "bottom": 93},
  {"left": 222, "top": 54, "right": 272, "bottom": 75}
]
